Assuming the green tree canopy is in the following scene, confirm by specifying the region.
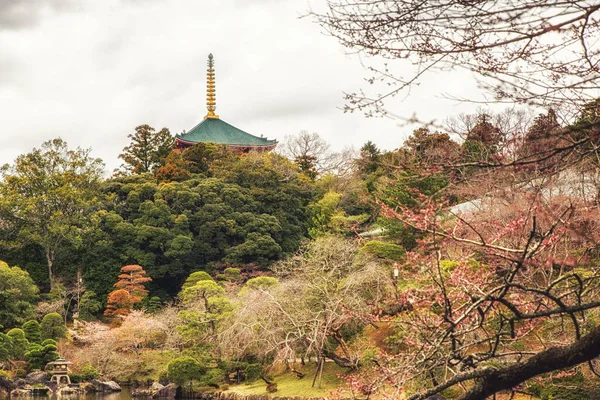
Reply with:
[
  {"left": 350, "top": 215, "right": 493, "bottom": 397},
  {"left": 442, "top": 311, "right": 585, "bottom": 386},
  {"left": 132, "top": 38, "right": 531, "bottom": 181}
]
[
  {"left": 0, "top": 138, "right": 104, "bottom": 287},
  {"left": 7, "top": 328, "right": 29, "bottom": 360},
  {"left": 119, "top": 124, "right": 174, "bottom": 174},
  {"left": 40, "top": 313, "right": 66, "bottom": 341},
  {"left": 22, "top": 320, "right": 42, "bottom": 344},
  {"left": 0, "top": 261, "right": 38, "bottom": 328},
  {"left": 167, "top": 356, "right": 206, "bottom": 386}
]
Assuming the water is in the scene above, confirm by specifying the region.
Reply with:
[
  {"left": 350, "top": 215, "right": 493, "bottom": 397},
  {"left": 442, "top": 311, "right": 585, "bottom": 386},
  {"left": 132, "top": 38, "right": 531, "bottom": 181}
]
[{"left": 0, "top": 387, "right": 134, "bottom": 400}]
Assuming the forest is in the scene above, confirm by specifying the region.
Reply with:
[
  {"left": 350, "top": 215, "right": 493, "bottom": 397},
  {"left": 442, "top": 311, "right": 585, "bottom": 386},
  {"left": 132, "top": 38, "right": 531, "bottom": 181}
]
[{"left": 2, "top": 1, "right": 600, "bottom": 399}]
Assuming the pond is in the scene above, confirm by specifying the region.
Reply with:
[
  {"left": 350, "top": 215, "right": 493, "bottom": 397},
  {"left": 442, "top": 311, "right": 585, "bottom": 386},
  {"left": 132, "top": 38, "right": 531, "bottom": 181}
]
[{"left": 0, "top": 387, "right": 134, "bottom": 400}]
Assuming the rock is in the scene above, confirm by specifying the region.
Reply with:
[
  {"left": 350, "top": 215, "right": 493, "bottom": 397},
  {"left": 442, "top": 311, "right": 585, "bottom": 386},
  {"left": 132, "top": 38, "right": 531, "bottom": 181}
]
[
  {"left": 0, "top": 376, "right": 15, "bottom": 393},
  {"left": 13, "top": 378, "right": 26, "bottom": 388},
  {"left": 132, "top": 388, "right": 155, "bottom": 397},
  {"left": 153, "top": 383, "right": 177, "bottom": 399},
  {"left": 81, "top": 382, "right": 96, "bottom": 393},
  {"left": 91, "top": 379, "right": 122, "bottom": 392},
  {"left": 31, "top": 386, "right": 51, "bottom": 396},
  {"left": 59, "top": 386, "right": 79, "bottom": 395},
  {"left": 426, "top": 396, "right": 447, "bottom": 400},
  {"left": 151, "top": 382, "right": 164, "bottom": 391},
  {"left": 10, "top": 388, "right": 32, "bottom": 397},
  {"left": 25, "top": 370, "right": 49, "bottom": 384}
]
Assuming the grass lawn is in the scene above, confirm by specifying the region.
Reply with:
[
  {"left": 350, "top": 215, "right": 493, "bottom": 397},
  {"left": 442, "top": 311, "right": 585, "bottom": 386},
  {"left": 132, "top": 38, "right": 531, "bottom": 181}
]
[{"left": 228, "top": 362, "right": 346, "bottom": 398}]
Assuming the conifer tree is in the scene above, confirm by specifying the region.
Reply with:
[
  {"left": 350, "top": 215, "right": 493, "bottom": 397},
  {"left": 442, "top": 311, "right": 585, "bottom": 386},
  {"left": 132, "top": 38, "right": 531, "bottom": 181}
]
[
  {"left": 22, "top": 320, "right": 42, "bottom": 345},
  {"left": 105, "top": 265, "right": 152, "bottom": 317}
]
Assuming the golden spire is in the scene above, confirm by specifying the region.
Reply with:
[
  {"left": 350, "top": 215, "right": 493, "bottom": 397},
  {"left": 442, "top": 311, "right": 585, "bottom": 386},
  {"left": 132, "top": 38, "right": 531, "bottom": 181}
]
[{"left": 205, "top": 53, "right": 219, "bottom": 119}]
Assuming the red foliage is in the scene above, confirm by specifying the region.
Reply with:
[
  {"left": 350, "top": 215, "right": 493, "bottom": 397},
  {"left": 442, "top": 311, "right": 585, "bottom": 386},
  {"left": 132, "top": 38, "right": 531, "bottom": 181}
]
[{"left": 104, "top": 264, "right": 152, "bottom": 317}]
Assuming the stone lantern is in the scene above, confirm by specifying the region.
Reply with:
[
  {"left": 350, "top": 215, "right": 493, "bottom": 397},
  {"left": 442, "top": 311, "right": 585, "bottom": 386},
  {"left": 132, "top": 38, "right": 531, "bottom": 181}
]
[{"left": 47, "top": 358, "right": 72, "bottom": 385}]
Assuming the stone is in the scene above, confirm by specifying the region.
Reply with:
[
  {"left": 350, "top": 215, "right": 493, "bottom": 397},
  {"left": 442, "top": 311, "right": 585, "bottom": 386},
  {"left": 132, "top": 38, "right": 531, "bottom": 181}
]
[
  {"left": 153, "top": 382, "right": 177, "bottom": 399},
  {"left": 13, "top": 378, "right": 26, "bottom": 389},
  {"left": 151, "top": 382, "right": 164, "bottom": 391},
  {"left": 0, "top": 376, "right": 15, "bottom": 393},
  {"left": 91, "top": 379, "right": 122, "bottom": 392},
  {"left": 81, "top": 382, "right": 96, "bottom": 393},
  {"left": 25, "top": 370, "right": 49, "bottom": 384},
  {"left": 10, "top": 388, "right": 31, "bottom": 397}
]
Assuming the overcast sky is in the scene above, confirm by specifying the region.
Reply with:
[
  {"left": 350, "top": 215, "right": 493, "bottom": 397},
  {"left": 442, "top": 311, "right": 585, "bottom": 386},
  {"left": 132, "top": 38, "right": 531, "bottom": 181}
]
[{"left": 0, "top": 0, "right": 488, "bottom": 172}]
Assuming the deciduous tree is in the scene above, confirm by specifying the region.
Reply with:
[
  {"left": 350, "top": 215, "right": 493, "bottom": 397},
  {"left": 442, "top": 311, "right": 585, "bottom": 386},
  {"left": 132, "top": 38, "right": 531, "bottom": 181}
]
[{"left": 0, "top": 138, "right": 104, "bottom": 287}]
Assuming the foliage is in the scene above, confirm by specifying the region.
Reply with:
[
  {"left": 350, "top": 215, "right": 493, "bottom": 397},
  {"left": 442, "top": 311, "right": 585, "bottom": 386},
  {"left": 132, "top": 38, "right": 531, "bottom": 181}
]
[
  {"left": 360, "top": 240, "right": 406, "bottom": 261},
  {"left": 25, "top": 339, "right": 59, "bottom": 370},
  {"left": 104, "top": 289, "right": 134, "bottom": 318},
  {"left": 40, "top": 312, "right": 66, "bottom": 341},
  {"left": 78, "top": 290, "right": 102, "bottom": 321},
  {"left": 7, "top": 328, "right": 29, "bottom": 360},
  {"left": 105, "top": 265, "right": 152, "bottom": 317},
  {"left": 79, "top": 364, "right": 100, "bottom": 380},
  {"left": 0, "top": 261, "right": 38, "bottom": 328},
  {"left": 0, "top": 138, "right": 104, "bottom": 288},
  {"left": 0, "top": 333, "right": 12, "bottom": 361},
  {"left": 119, "top": 124, "right": 174, "bottom": 174},
  {"left": 23, "top": 319, "right": 42, "bottom": 344},
  {"left": 167, "top": 356, "right": 206, "bottom": 386},
  {"left": 182, "top": 271, "right": 214, "bottom": 290}
]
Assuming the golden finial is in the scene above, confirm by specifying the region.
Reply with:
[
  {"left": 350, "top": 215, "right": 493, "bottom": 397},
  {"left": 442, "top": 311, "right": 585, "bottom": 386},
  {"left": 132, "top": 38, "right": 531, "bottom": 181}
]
[{"left": 205, "top": 53, "right": 219, "bottom": 119}]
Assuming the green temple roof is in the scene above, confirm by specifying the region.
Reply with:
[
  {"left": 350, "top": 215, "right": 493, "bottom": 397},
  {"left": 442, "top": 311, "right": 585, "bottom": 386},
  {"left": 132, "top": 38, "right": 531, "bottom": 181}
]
[{"left": 175, "top": 118, "right": 277, "bottom": 147}]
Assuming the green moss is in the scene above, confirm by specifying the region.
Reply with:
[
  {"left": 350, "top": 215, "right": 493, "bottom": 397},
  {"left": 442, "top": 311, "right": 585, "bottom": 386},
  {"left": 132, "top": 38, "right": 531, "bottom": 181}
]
[
  {"left": 230, "top": 363, "right": 345, "bottom": 397},
  {"left": 361, "top": 240, "right": 406, "bottom": 261}
]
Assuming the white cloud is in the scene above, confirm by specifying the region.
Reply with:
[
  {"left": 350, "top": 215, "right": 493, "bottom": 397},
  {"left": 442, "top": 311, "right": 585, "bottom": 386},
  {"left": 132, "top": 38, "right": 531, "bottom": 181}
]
[{"left": 0, "top": 0, "right": 497, "bottom": 172}]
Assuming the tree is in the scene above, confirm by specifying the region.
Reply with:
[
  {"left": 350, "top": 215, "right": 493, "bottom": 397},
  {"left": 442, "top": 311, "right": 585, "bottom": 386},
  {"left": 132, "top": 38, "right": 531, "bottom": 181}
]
[
  {"left": 167, "top": 356, "right": 206, "bottom": 386},
  {"left": 78, "top": 290, "right": 102, "bottom": 321},
  {"left": 40, "top": 313, "right": 66, "bottom": 341},
  {"left": 0, "top": 333, "right": 12, "bottom": 362},
  {"left": 25, "top": 339, "right": 59, "bottom": 370},
  {"left": 178, "top": 278, "right": 233, "bottom": 342},
  {"left": 222, "top": 237, "right": 394, "bottom": 371},
  {"left": 7, "top": 329, "right": 29, "bottom": 360},
  {"left": 104, "top": 289, "right": 134, "bottom": 318},
  {"left": 0, "top": 260, "right": 38, "bottom": 328},
  {"left": 0, "top": 138, "right": 104, "bottom": 287},
  {"left": 113, "top": 264, "right": 152, "bottom": 302},
  {"left": 119, "top": 124, "right": 174, "bottom": 174},
  {"left": 22, "top": 320, "right": 42, "bottom": 345},
  {"left": 314, "top": 1, "right": 600, "bottom": 114}
]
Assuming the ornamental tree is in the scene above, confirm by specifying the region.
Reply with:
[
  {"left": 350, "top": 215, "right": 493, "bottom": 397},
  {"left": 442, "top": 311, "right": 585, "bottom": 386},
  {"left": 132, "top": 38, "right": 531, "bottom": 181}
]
[
  {"left": 113, "top": 264, "right": 152, "bottom": 303},
  {"left": 22, "top": 320, "right": 42, "bottom": 344},
  {"left": 40, "top": 312, "right": 66, "bottom": 341}
]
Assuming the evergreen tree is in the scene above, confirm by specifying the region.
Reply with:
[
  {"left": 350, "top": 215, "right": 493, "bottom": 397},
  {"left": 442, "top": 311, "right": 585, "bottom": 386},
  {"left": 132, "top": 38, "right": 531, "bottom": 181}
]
[
  {"left": 7, "top": 328, "right": 29, "bottom": 360},
  {"left": 119, "top": 125, "right": 174, "bottom": 174},
  {"left": 25, "top": 339, "right": 59, "bottom": 370},
  {"left": 40, "top": 313, "right": 66, "bottom": 341},
  {"left": 22, "top": 320, "right": 42, "bottom": 345},
  {"left": 78, "top": 291, "right": 102, "bottom": 321}
]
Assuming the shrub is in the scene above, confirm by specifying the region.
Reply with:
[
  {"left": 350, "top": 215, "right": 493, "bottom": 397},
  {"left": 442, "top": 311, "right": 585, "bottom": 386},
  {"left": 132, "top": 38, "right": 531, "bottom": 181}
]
[
  {"left": 40, "top": 313, "right": 66, "bottom": 341},
  {"left": 14, "top": 369, "right": 26, "bottom": 379},
  {"left": 167, "top": 356, "right": 206, "bottom": 386},
  {"left": 22, "top": 321, "right": 42, "bottom": 345},
  {"left": 80, "top": 365, "right": 100, "bottom": 381},
  {"left": 0, "top": 370, "right": 10, "bottom": 379}
]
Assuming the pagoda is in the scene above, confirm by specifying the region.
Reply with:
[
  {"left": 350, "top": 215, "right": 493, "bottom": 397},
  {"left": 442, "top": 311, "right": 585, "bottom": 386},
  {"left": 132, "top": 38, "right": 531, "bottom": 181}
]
[{"left": 175, "top": 54, "right": 277, "bottom": 152}]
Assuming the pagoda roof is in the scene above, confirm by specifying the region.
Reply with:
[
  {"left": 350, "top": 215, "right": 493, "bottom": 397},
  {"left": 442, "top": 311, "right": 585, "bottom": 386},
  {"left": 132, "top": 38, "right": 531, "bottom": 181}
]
[{"left": 175, "top": 117, "right": 277, "bottom": 147}]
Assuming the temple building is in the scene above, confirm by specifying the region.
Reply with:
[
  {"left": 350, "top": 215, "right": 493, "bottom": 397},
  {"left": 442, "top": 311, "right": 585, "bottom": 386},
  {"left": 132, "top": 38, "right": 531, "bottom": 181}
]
[{"left": 175, "top": 54, "right": 277, "bottom": 152}]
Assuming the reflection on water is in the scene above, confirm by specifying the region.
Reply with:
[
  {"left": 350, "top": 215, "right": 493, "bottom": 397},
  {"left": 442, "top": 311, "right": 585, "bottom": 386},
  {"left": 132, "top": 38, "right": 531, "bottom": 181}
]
[{"left": 0, "top": 388, "right": 133, "bottom": 400}]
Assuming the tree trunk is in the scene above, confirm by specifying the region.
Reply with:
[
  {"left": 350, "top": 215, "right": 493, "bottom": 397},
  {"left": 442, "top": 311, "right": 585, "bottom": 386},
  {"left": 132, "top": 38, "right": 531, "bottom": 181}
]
[
  {"left": 459, "top": 325, "right": 600, "bottom": 400},
  {"left": 46, "top": 248, "right": 55, "bottom": 289}
]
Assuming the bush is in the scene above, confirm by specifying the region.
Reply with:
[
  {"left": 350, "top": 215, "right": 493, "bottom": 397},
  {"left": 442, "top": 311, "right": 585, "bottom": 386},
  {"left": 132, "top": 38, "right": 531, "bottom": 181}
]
[
  {"left": 0, "top": 370, "right": 10, "bottom": 379},
  {"left": 80, "top": 365, "right": 100, "bottom": 380},
  {"left": 14, "top": 369, "right": 26, "bottom": 379},
  {"left": 40, "top": 313, "right": 66, "bottom": 341},
  {"left": 167, "top": 356, "right": 206, "bottom": 386},
  {"left": 245, "top": 364, "right": 262, "bottom": 383},
  {"left": 22, "top": 321, "right": 42, "bottom": 345}
]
